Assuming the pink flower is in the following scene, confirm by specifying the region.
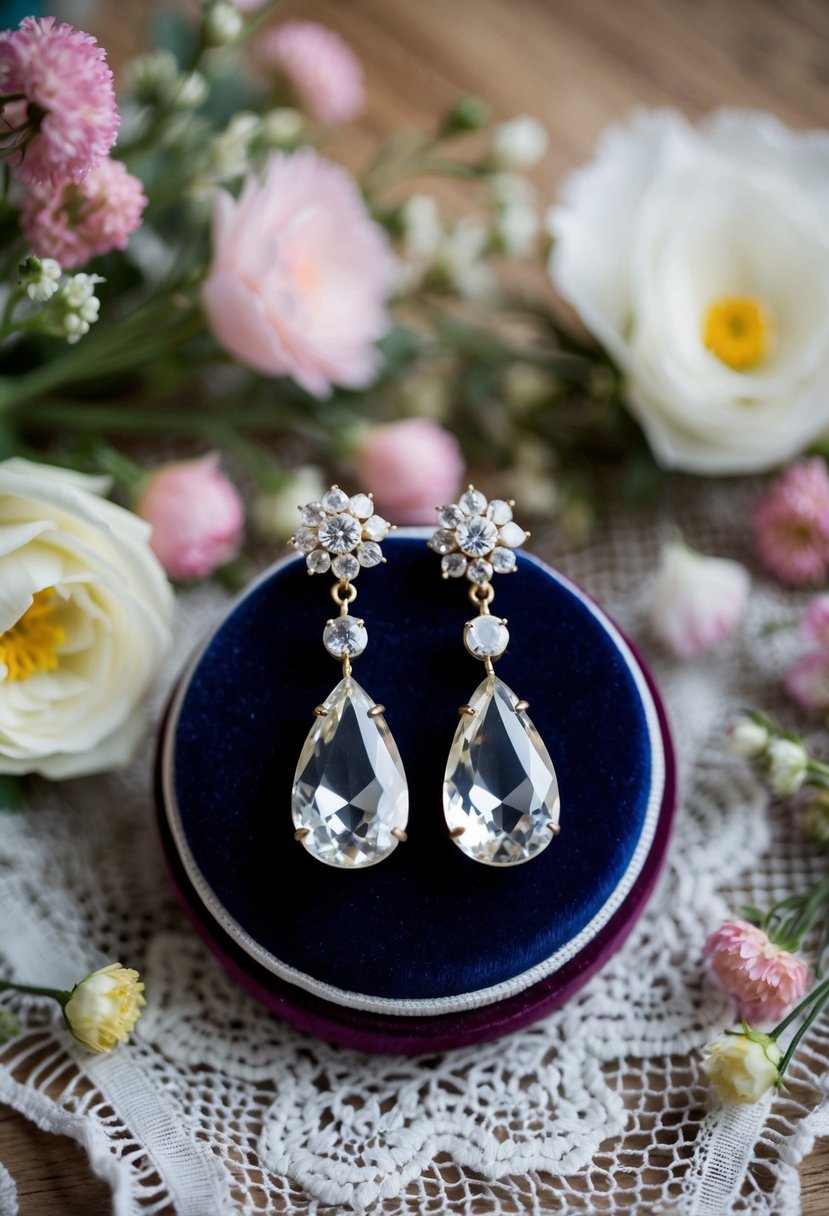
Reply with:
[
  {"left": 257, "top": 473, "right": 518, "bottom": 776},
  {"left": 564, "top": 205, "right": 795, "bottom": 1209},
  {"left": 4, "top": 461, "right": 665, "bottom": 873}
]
[
  {"left": 704, "top": 919, "right": 809, "bottom": 1022},
  {"left": 0, "top": 17, "right": 119, "bottom": 186},
  {"left": 135, "top": 455, "right": 244, "bottom": 581},
  {"left": 754, "top": 458, "right": 829, "bottom": 585},
  {"left": 20, "top": 159, "right": 146, "bottom": 269},
  {"left": 202, "top": 150, "right": 394, "bottom": 398},
  {"left": 802, "top": 594, "right": 829, "bottom": 648},
  {"left": 650, "top": 539, "right": 749, "bottom": 659},
  {"left": 258, "top": 21, "right": 364, "bottom": 125},
  {"left": 784, "top": 650, "right": 829, "bottom": 710},
  {"left": 355, "top": 419, "right": 465, "bottom": 524}
]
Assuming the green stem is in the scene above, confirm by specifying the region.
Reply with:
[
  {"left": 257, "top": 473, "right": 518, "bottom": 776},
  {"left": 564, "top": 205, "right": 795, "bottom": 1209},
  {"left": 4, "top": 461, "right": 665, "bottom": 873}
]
[
  {"left": 772, "top": 975, "right": 829, "bottom": 1039},
  {"left": 0, "top": 979, "right": 70, "bottom": 1005},
  {"left": 20, "top": 400, "right": 305, "bottom": 436},
  {"left": 775, "top": 977, "right": 829, "bottom": 1080}
]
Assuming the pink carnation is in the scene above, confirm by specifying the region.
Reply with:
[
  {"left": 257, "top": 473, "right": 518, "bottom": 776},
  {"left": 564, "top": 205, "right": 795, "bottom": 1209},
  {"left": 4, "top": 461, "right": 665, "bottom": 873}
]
[
  {"left": 754, "top": 458, "right": 829, "bottom": 585},
  {"left": 356, "top": 419, "right": 465, "bottom": 524},
  {"left": 259, "top": 21, "right": 364, "bottom": 125},
  {"left": 784, "top": 650, "right": 829, "bottom": 710},
  {"left": 704, "top": 919, "right": 809, "bottom": 1023},
  {"left": 202, "top": 149, "right": 394, "bottom": 398},
  {"left": 0, "top": 17, "right": 119, "bottom": 186},
  {"left": 802, "top": 594, "right": 829, "bottom": 648},
  {"left": 136, "top": 455, "right": 244, "bottom": 582},
  {"left": 20, "top": 158, "right": 146, "bottom": 269}
]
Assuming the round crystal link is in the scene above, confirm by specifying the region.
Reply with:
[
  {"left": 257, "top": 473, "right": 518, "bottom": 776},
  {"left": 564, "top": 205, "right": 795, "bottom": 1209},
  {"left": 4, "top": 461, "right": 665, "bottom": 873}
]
[
  {"left": 464, "top": 615, "right": 509, "bottom": 658},
  {"left": 429, "top": 529, "right": 457, "bottom": 555},
  {"left": 363, "top": 514, "right": 389, "bottom": 542},
  {"left": 349, "top": 493, "right": 374, "bottom": 519},
  {"left": 488, "top": 499, "right": 513, "bottom": 525},
  {"left": 439, "top": 504, "right": 465, "bottom": 528},
  {"left": 498, "top": 521, "right": 527, "bottom": 548},
  {"left": 322, "top": 487, "right": 350, "bottom": 513},
  {"left": 323, "top": 615, "right": 367, "bottom": 658},
  {"left": 456, "top": 516, "right": 497, "bottom": 557},
  {"left": 466, "top": 558, "right": 493, "bottom": 584},
  {"left": 306, "top": 550, "right": 331, "bottom": 574},
  {"left": 300, "top": 502, "right": 326, "bottom": 527},
  {"left": 460, "top": 488, "right": 487, "bottom": 515},
  {"left": 441, "top": 553, "right": 467, "bottom": 578},
  {"left": 318, "top": 513, "right": 362, "bottom": 553},
  {"left": 293, "top": 526, "right": 319, "bottom": 554},
  {"left": 357, "top": 541, "right": 383, "bottom": 568},
  {"left": 332, "top": 553, "right": 360, "bottom": 580},
  {"left": 491, "top": 547, "right": 517, "bottom": 573}
]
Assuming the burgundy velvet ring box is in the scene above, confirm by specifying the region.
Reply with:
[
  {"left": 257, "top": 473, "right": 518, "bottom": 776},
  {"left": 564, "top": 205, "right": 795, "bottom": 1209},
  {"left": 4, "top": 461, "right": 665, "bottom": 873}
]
[{"left": 155, "top": 533, "right": 676, "bottom": 1054}]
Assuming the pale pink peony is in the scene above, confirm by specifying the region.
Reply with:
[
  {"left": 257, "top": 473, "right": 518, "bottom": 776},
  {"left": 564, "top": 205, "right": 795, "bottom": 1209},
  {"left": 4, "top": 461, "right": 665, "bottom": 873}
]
[
  {"left": 20, "top": 158, "right": 147, "bottom": 269},
  {"left": 202, "top": 150, "right": 394, "bottom": 397},
  {"left": 258, "top": 21, "right": 364, "bottom": 125},
  {"left": 802, "top": 594, "right": 829, "bottom": 648},
  {"left": 704, "top": 919, "right": 809, "bottom": 1022},
  {"left": 754, "top": 459, "right": 829, "bottom": 586},
  {"left": 0, "top": 17, "right": 119, "bottom": 186},
  {"left": 355, "top": 419, "right": 465, "bottom": 524},
  {"left": 784, "top": 650, "right": 829, "bottom": 710},
  {"left": 650, "top": 539, "right": 750, "bottom": 659},
  {"left": 136, "top": 455, "right": 244, "bottom": 581}
]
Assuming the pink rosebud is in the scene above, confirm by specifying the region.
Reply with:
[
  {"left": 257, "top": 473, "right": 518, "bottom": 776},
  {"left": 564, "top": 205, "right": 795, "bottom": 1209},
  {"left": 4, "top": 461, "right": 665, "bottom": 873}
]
[
  {"left": 258, "top": 21, "right": 364, "bottom": 126},
  {"left": 704, "top": 919, "right": 809, "bottom": 1023},
  {"left": 0, "top": 17, "right": 119, "bottom": 186},
  {"left": 136, "top": 455, "right": 244, "bottom": 581},
  {"left": 650, "top": 539, "right": 749, "bottom": 659},
  {"left": 784, "top": 650, "right": 829, "bottom": 710},
  {"left": 754, "top": 458, "right": 829, "bottom": 585},
  {"left": 202, "top": 150, "right": 394, "bottom": 398},
  {"left": 20, "top": 158, "right": 146, "bottom": 270},
  {"left": 802, "top": 594, "right": 829, "bottom": 648},
  {"left": 355, "top": 419, "right": 465, "bottom": 525}
]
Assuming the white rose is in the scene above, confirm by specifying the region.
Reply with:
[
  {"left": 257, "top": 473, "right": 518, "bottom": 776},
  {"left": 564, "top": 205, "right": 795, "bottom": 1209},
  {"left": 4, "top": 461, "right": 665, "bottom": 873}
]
[
  {"left": 766, "top": 738, "right": 809, "bottom": 798},
  {"left": 548, "top": 109, "right": 829, "bottom": 473},
  {"left": 0, "top": 459, "right": 173, "bottom": 778}
]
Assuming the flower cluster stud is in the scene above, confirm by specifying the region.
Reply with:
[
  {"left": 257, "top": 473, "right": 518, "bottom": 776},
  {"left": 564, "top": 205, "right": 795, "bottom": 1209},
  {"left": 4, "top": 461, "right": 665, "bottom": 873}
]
[
  {"left": 428, "top": 486, "right": 528, "bottom": 585},
  {"left": 288, "top": 487, "right": 408, "bottom": 869}
]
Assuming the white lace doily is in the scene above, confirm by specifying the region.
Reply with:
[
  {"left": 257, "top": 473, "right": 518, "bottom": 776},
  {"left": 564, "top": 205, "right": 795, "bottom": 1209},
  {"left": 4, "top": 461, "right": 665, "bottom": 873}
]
[{"left": 1, "top": 480, "right": 828, "bottom": 1216}]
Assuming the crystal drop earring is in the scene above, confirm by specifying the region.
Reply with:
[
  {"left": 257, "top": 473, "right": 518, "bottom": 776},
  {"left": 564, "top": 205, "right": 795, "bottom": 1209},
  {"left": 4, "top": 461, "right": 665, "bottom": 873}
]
[
  {"left": 428, "top": 486, "right": 561, "bottom": 866},
  {"left": 289, "top": 486, "right": 409, "bottom": 868}
]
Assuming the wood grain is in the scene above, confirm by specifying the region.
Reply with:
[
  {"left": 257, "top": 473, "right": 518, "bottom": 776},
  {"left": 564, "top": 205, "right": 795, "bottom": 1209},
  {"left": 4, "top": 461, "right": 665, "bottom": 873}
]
[{"left": 2, "top": 0, "right": 829, "bottom": 1212}]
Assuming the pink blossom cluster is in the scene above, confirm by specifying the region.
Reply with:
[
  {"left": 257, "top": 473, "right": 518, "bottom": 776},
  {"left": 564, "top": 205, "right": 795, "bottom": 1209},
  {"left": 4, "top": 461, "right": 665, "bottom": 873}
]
[
  {"left": 258, "top": 21, "right": 365, "bottom": 126},
  {"left": 754, "top": 458, "right": 829, "bottom": 586},
  {"left": 0, "top": 16, "right": 119, "bottom": 186},
  {"left": 21, "top": 159, "right": 147, "bottom": 269},
  {"left": 1, "top": 17, "right": 145, "bottom": 269},
  {"left": 704, "top": 919, "right": 809, "bottom": 1023}
]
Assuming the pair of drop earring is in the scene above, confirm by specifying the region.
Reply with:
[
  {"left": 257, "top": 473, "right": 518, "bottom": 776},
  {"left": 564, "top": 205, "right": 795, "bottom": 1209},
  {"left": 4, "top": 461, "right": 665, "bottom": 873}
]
[{"left": 289, "top": 485, "right": 561, "bottom": 869}]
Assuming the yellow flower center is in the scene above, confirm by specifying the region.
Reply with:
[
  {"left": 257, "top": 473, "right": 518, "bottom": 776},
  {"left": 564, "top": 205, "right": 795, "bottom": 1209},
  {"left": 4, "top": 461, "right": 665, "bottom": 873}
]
[
  {"left": 703, "top": 295, "right": 772, "bottom": 370},
  {"left": 0, "top": 589, "right": 65, "bottom": 682}
]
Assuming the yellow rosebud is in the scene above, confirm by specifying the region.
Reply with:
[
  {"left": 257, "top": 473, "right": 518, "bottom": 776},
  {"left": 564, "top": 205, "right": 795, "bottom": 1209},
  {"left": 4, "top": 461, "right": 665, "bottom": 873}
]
[
  {"left": 701, "top": 1031, "right": 782, "bottom": 1104},
  {"left": 63, "top": 964, "right": 145, "bottom": 1053}
]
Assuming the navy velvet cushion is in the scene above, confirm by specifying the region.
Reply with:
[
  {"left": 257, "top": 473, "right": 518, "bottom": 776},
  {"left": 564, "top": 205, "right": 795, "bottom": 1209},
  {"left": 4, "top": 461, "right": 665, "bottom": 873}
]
[{"left": 172, "top": 536, "right": 652, "bottom": 1002}]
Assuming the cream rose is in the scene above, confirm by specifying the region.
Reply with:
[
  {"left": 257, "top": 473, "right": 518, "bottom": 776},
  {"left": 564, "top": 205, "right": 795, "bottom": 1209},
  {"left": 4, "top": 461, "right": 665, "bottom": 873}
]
[
  {"left": 548, "top": 109, "right": 829, "bottom": 473},
  {"left": 0, "top": 458, "right": 173, "bottom": 778}
]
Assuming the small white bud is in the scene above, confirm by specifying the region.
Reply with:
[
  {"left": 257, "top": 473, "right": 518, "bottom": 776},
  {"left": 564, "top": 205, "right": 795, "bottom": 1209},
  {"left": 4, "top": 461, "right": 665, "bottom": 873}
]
[
  {"left": 494, "top": 200, "right": 539, "bottom": 259},
  {"left": 727, "top": 717, "right": 769, "bottom": 759},
  {"left": 400, "top": 194, "right": 442, "bottom": 261},
  {"left": 177, "top": 71, "right": 208, "bottom": 108},
  {"left": 492, "top": 116, "right": 548, "bottom": 170},
  {"left": 260, "top": 107, "right": 304, "bottom": 145},
  {"left": 203, "top": 2, "right": 243, "bottom": 47},
  {"left": 767, "top": 738, "right": 809, "bottom": 798},
  {"left": 253, "top": 466, "right": 328, "bottom": 540}
]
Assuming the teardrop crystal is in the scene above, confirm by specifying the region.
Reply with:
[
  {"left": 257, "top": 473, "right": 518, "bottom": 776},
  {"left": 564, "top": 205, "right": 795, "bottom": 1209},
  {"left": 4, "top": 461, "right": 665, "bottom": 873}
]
[
  {"left": 292, "top": 677, "right": 409, "bottom": 868},
  {"left": 444, "top": 675, "right": 560, "bottom": 866}
]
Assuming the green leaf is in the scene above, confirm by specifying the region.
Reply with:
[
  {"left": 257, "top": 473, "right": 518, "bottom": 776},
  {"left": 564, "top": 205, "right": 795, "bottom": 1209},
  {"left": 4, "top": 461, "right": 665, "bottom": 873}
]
[
  {"left": 150, "top": 11, "right": 200, "bottom": 68},
  {"left": 0, "top": 775, "right": 25, "bottom": 812}
]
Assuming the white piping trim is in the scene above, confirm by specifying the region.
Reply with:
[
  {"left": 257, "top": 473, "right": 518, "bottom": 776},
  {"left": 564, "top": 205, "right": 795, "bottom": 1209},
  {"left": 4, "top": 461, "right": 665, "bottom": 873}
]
[{"left": 161, "top": 534, "right": 666, "bottom": 1017}]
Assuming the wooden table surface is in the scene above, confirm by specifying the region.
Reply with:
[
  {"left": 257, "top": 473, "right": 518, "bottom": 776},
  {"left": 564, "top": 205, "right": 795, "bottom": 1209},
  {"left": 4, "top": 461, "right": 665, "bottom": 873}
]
[{"left": 2, "top": 0, "right": 829, "bottom": 1212}]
